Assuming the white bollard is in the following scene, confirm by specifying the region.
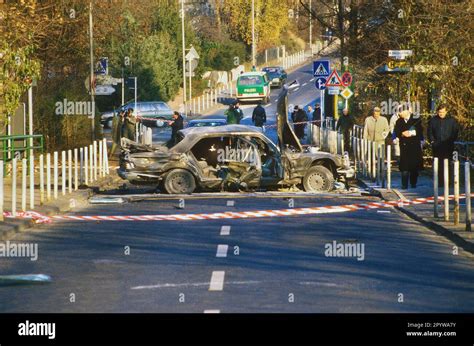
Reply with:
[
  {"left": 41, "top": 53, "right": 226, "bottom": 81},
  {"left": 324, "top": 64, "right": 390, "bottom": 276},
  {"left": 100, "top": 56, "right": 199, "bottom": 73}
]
[
  {"left": 61, "top": 150, "right": 66, "bottom": 195},
  {"left": 74, "top": 148, "right": 78, "bottom": 190},
  {"left": 21, "top": 158, "right": 27, "bottom": 211},
  {"left": 89, "top": 144, "right": 93, "bottom": 182},
  {"left": 12, "top": 158, "right": 17, "bottom": 217},
  {"left": 372, "top": 142, "right": 377, "bottom": 181},
  {"left": 46, "top": 153, "right": 51, "bottom": 201},
  {"left": 465, "top": 162, "right": 471, "bottom": 232},
  {"left": 444, "top": 158, "right": 449, "bottom": 221},
  {"left": 93, "top": 141, "right": 98, "bottom": 181},
  {"left": 29, "top": 154, "right": 34, "bottom": 209},
  {"left": 198, "top": 96, "right": 201, "bottom": 113},
  {"left": 79, "top": 147, "right": 84, "bottom": 185},
  {"left": 433, "top": 157, "right": 438, "bottom": 218},
  {"left": 103, "top": 138, "right": 109, "bottom": 174},
  {"left": 99, "top": 140, "right": 103, "bottom": 177},
  {"left": 453, "top": 160, "right": 459, "bottom": 225},
  {"left": 67, "top": 150, "right": 72, "bottom": 193},
  {"left": 387, "top": 145, "right": 391, "bottom": 189},
  {"left": 39, "top": 154, "right": 44, "bottom": 205},
  {"left": 53, "top": 151, "right": 58, "bottom": 199},
  {"left": 84, "top": 146, "right": 89, "bottom": 185}
]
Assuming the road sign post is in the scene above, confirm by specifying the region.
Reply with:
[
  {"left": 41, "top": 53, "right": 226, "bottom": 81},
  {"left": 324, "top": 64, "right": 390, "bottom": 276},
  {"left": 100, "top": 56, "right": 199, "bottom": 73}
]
[{"left": 313, "top": 60, "right": 331, "bottom": 127}]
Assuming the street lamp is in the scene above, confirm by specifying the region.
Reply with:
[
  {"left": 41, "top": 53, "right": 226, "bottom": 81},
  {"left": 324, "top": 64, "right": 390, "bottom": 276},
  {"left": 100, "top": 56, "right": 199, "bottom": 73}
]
[
  {"left": 88, "top": 1, "right": 95, "bottom": 141},
  {"left": 251, "top": 0, "right": 256, "bottom": 67},
  {"left": 181, "top": 0, "right": 187, "bottom": 115}
]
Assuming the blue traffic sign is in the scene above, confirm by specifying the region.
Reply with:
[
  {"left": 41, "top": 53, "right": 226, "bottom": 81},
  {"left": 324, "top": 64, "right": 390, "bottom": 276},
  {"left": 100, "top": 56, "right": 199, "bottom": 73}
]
[
  {"left": 313, "top": 59, "right": 330, "bottom": 77},
  {"left": 315, "top": 77, "right": 327, "bottom": 90}
]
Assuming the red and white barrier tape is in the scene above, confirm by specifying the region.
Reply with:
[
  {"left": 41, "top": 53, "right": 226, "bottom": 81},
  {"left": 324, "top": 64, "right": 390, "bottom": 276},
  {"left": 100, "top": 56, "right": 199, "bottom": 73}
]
[{"left": 4, "top": 194, "right": 471, "bottom": 223}]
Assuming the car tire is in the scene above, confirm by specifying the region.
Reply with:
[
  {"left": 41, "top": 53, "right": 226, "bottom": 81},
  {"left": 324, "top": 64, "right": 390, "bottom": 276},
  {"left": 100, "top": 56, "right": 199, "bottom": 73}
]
[
  {"left": 107, "top": 118, "right": 113, "bottom": 128},
  {"left": 163, "top": 169, "right": 196, "bottom": 194},
  {"left": 302, "top": 165, "right": 334, "bottom": 192}
]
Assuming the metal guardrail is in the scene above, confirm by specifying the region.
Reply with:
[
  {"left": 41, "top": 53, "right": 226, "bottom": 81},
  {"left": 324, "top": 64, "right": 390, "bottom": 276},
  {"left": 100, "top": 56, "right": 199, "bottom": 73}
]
[{"left": 0, "top": 135, "right": 44, "bottom": 175}]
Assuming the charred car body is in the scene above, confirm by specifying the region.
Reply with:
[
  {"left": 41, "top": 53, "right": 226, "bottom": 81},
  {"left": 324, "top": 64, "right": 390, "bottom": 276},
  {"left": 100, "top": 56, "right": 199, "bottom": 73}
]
[{"left": 118, "top": 87, "right": 354, "bottom": 194}]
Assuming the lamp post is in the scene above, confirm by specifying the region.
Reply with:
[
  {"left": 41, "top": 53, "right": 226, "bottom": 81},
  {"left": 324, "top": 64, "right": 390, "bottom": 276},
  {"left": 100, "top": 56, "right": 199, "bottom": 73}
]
[
  {"left": 89, "top": 1, "right": 95, "bottom": 141},
  {"left": 181, "top": 0, "right": 187, "bottom": 115}
]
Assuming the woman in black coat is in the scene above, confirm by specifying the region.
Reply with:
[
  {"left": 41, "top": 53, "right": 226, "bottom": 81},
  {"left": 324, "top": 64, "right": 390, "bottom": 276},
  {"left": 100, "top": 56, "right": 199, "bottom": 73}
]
[{"left": 394, "top": 110, "right": 424, "bottom": 189}]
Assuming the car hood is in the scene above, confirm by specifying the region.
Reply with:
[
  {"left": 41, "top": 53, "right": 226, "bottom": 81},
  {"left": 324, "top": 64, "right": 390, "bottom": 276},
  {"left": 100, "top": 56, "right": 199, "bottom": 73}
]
[{"left": 276, "top": 87, "right": 303, "bottom": 153}]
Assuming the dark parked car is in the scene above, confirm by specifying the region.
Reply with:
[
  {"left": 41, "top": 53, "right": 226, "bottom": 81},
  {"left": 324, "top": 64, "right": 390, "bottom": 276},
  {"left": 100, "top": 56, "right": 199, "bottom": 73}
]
[
  {"left": 186, "top": 118, "right": 227, "bottom": 128},
  {"left": 262, "top": 66, "right": 287, "bottom": 88},
  {"left": 101, "top": 101, "right": 175, "bottom": 128},
  {"left": 118, "top": 87, "right": 354, "bottom": 194}
]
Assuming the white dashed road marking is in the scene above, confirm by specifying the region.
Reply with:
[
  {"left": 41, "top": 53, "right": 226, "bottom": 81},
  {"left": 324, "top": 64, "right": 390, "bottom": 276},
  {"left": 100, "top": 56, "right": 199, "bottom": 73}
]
[
  {"left": 227, "top": 200, "right": 235, "bottom": 207},
  {"left": 220, "top": 225, "right": 231, "bottom": 235},
  {"left": 204, "top": 310, "right": 221, "bottom": 313},
  {"left": 310, "top": 78, "right": 315, "bottom": 82},
  {"left": 302, "top": 82, "right": 308, "bottom": 86},
  {"left": 209, "top": 271, "right": 225, "bottom": 291},
  {"left": 216, "top": 245, "right": 229, "bottom": 258}
]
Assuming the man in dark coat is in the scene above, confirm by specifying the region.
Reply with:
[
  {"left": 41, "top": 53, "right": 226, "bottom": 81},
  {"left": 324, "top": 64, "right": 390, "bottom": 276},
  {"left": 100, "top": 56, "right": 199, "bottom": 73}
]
[
  {"left": 312, "top": 103, "right": 322, "bottom": 123},
  {"left": 292, "top": 105, "right": 308, "bottom": 140},
  {"left": 336, "top": 108, "right": 355, "bottom": 153},
  {"left": 394, "top": 110, "right": 424, "bottom": 189},
  {"left": 168, "top": 111, "right": 184, "bottom": 147},
  {"left": 427, "top": 104, "right": 459, "bottom": 186},
  {"left": 252, "top": 102, "right": 266, "bottom": 127}
]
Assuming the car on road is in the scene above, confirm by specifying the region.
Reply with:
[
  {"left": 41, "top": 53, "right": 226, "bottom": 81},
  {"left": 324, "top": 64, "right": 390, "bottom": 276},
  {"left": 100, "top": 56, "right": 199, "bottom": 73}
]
[
  {"left": 101, "top": 101, "right": 175, "bottom": 128},
  {"left": 118, "top": 87, "right": 354, "bottom": 194},
  {"left": 236, "top": 72, "right": 271, "bottom": 104},
  {"left": 262, "top": 66, "right": 287, "bottom": 88},
  {"left": 186, "top": 118, "right": 227, "bottom": 128}
]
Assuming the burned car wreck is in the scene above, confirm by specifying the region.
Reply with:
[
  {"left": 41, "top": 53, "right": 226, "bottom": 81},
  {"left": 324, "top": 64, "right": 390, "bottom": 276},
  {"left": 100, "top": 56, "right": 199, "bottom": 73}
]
[{"left": 118, "top": 88, "right": 354, "bottom": 194}]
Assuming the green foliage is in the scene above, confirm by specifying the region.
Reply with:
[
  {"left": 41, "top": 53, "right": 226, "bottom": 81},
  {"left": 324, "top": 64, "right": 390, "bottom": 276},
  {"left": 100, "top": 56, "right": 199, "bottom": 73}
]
[
  {"left": 134, "top": 32, "right": 181, "bottom": 102},
  {"left": 201, "top": 39, "right": 247, "bottom": 71}
]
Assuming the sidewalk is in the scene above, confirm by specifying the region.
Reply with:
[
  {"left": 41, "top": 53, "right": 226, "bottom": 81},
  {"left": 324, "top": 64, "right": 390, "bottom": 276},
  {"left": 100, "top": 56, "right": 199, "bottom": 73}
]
[{"left": 360, "top": 169, "right": 474, "bottom": 254}]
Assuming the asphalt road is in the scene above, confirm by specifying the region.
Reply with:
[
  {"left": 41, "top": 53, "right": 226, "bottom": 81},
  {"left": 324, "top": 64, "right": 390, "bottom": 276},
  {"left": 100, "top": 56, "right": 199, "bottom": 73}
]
[{"left": 1, "top": 194, "right": 474, "bottom": 313}]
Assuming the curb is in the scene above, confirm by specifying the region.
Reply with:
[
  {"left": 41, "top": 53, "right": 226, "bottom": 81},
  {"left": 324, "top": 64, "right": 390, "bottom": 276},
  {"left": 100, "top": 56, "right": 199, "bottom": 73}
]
[{"left": 358, "top": 178, "right": 474, "bottom": 255}]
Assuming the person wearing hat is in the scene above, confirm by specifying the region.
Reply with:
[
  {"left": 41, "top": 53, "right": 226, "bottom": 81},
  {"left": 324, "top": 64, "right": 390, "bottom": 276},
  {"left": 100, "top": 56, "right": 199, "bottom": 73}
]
[{"left": 363, "top": 106, "right": 389, "bottom": 147}]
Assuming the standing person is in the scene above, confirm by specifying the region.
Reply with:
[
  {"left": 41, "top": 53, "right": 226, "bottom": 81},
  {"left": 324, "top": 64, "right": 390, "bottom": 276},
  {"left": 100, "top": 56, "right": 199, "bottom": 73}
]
[
  {"left": 363, "top": 106, "right": 389, "bottom": 147},
  {"left": 252, "top": 102, "right": 266, "bottom": 127},
  {"left": 110, "top": 110, "right": 125, "bottom": 156},
  {"left": 167, "top": 111, "right": 184, "bottom": 147},
  {"left": 225, "top": 103, "right": 236, "bottom": 124},
  {"left": 394, "top": 110, "right": 424, "bottom": 189},
  {"left": 123, "top": 108, "right": 137, "bottom": 141},
  {"left": 336, "top": 108, "right": 355, "bottom": 153},
  {"left": 428, "top": 104, "right": 459, "bottom": 186},
  {"left": 293, "top": 105, "right": 308, "bottom": 140},
  {"left": 312, "top": 103, "right": 322, "bottom": 124},
  {"left": 389, "top": 105, "right": 403, "bottom": 164},
  {"left": 233, "top": 101, "right": 244, "bottom": 124}
]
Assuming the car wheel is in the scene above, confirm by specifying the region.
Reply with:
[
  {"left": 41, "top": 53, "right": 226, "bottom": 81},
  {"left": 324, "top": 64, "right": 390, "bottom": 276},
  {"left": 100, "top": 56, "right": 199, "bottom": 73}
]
[
  {"left": 156, "top": 117, "right": 167, "bottom": 128},
  {"left": 107, "top": 119, "right": 113, "bottom": 128},
  {"left": 163, "top": 169, "right": 196, "bottom": 194},
  {"left": 302, "top": 165, "right": 334, "bottom": 192}
]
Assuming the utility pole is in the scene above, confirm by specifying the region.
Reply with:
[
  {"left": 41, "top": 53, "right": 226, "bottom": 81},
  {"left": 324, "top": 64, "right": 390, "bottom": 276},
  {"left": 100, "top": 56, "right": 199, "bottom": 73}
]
[
  {"left": 251, "top": 0, "right": 256, "bottom": 67},
  {"left": 309, "top": 0, "right": 312, "bottom": 49},
  {"left": 181, "top": 0, "right": 187, "bottom": 115},
  {"left": 88, "top": 1, "right": 95, "bottom": 141}
]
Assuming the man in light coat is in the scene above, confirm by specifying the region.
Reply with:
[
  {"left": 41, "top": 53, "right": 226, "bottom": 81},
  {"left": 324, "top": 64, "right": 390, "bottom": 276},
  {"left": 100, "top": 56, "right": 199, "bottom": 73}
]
[{"left": 363, "top": 107, "right": 389, "bottom": 147}]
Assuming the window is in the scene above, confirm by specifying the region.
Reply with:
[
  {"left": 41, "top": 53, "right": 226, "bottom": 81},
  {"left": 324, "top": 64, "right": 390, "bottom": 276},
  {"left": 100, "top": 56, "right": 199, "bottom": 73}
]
[
  {"left": 153, "top": 102, "right": 172, "bottom": 112},
  {"left": 238, "top": 76, "right": 263, "bottom": 86}
]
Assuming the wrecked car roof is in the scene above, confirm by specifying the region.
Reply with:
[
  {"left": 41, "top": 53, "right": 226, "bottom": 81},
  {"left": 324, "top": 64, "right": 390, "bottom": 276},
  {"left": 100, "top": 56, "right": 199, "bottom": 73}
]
[{"left": 172, "top": 125, "right": 269, "bottom": 153}]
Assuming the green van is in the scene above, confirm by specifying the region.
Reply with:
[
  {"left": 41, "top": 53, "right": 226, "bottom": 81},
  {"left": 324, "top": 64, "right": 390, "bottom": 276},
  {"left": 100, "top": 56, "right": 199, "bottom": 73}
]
[{"left": 236, "top": 72, "right": 271, "bottom": 103}]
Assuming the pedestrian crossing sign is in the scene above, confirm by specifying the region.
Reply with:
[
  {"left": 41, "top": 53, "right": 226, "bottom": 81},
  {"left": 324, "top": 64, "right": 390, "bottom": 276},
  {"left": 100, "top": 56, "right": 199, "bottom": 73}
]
[
  {"left": 313, "top": 60, "right": 330, "bottom": 77},
  {"left": 325, "top": 69, "right": 343, "bottom": 87}
]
